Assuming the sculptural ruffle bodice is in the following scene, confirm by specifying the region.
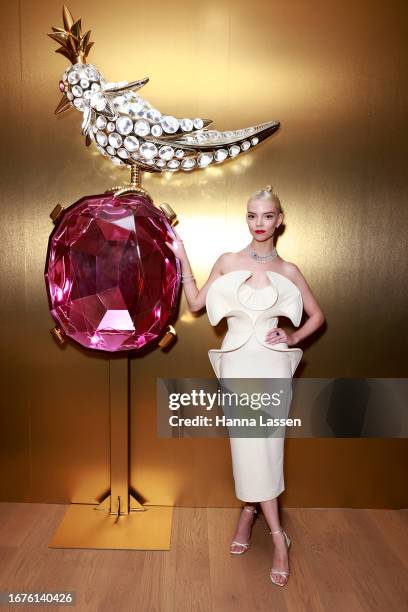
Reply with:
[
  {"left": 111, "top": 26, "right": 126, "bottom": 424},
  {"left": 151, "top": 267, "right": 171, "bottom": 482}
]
[{"left": 205, "top": 270, "right": 303, "bottom": 378}]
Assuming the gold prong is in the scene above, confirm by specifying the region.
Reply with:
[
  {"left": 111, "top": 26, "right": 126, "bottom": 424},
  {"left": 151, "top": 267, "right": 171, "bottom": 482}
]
[
  {"left": 85, "top": 41, "right": 94, "bottom": 57},
  {"left": 68, "top": 33, "right": 78, "bottom": 53},
  {"left": 158, "top": 325, "right": 176, "bottom": 349},
  {"left": 50, "top": 326, "right": 66, "bottom": 345},
  {"left": 62, "top": 5, "right": 74, "bottom": 31},
  {"left": 158, "top": 203, "right": 177, "bottom": 225},
  {"left": 50, "top": 203, "right": 65, "bottom": 223},
  {"left": 71, "top": 18, "right": 82, "bottom": 40},
  {"left": 55, "top": 47, "right": 74, "bottom": 62},
  {"left": 47, "top": 32, "right": 68, "bottom": 45},
  {"left": 80, "top": 29, "right": 91, "bottom": 51}
]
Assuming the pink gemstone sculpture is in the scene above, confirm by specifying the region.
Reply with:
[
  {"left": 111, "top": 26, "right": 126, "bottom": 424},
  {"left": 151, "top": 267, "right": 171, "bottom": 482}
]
[{"left": 44, "top": 192, "right": 181, "bottom": 352}]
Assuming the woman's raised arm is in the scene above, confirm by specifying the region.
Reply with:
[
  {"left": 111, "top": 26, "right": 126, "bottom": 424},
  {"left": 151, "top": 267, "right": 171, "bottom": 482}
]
[{"left": 165, "top": 228, "right": 227, "bottom": 312}]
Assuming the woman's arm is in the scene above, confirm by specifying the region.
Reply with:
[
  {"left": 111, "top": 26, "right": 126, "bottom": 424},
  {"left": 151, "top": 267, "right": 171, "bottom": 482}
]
[
  {"left": 266, "top": 262, "right": 326, "bottom": 346},
  {"left": 165, "top": 228, "right": 227, "bottom": 313}
]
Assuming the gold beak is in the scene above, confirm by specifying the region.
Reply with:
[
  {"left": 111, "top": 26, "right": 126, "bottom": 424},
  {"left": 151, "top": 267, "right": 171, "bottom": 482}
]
[{"left": 54, "top": 94, "right": 72, "bottom": 115}]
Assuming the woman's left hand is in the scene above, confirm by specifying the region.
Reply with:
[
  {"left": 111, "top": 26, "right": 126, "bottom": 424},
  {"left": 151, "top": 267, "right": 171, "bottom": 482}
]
[{"left": 265, "top": 328, "right": 295, "bottom": 345}]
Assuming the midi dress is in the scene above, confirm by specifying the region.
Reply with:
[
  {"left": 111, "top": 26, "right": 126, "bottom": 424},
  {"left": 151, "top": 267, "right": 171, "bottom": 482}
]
[{"left": 205, "top": 270, "right": 303, "bottom": 501}]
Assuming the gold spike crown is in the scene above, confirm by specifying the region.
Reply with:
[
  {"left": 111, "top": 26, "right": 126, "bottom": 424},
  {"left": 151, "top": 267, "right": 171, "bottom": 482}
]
[{"left": 48, "top": 5, "right": 93, "bottom": 64}]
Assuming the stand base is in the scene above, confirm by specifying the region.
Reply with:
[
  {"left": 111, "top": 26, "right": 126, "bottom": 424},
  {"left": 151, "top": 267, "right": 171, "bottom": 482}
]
[
  {"left": 95, "top": 493, "right": 146, "bottom": 513},
  {"left": 48, "top": 503, "right": 173, "bottom": 550}
]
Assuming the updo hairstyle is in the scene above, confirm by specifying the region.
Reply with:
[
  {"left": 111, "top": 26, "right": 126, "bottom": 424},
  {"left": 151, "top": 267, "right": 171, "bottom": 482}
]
[{"left": 247, "top": 184, "right": 283, "bottom": 215}]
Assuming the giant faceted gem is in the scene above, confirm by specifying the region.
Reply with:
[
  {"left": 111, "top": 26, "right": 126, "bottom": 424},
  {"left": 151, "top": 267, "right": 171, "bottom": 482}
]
[{"left": 45, "top": 192, "right": 181, "bottom": 352}]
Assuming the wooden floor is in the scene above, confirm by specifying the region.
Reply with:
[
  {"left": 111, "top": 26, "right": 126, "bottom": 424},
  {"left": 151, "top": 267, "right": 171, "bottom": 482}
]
[{"left": 0, "top": 503, "right": 407, "bottom": 611}]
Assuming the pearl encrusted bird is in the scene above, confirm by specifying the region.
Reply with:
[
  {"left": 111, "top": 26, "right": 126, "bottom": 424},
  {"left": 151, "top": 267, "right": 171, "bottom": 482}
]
[{"left": 49, "top": 5, "right": 280, "bottom": 174}]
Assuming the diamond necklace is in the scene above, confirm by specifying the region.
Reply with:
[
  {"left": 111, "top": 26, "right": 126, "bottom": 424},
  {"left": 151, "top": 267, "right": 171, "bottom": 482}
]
[{"left": 246, "top": 243, "right": 278, "bottom": 263}]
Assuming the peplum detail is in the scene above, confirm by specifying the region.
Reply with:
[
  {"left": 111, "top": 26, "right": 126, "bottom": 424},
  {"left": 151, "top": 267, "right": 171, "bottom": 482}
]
[{"left": 206, "top": 270, "right": 303, "bottom": 379}]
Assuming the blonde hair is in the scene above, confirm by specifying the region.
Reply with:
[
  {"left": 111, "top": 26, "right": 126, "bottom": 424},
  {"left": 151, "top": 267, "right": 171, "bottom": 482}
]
[{"left": 247, "top": 184, "right": 283, "bottom": 215}]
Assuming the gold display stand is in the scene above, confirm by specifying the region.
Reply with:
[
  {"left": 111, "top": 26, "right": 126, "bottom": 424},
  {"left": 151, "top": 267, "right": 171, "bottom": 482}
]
[
  {"left": 49, "top": 166, "right": 177, "bottom": 550},
  {"left": 49, "top": 356, "right": 173, "bottom": 550}
]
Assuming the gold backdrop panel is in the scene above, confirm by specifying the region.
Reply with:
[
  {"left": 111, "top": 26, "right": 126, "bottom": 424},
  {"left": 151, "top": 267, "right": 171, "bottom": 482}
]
[{"left": 0, "top": 0, "right": 406, "bottom": 508}]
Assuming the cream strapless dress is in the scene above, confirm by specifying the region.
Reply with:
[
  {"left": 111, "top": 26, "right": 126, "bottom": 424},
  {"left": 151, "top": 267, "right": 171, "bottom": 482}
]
[{"left": 205, "top": 270, "right": 303, "bottom": 502}]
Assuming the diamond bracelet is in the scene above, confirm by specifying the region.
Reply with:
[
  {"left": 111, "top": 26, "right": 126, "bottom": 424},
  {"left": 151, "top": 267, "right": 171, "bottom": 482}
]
[{"left": 181, "top": 274, "right": 195, "bottom": 284}]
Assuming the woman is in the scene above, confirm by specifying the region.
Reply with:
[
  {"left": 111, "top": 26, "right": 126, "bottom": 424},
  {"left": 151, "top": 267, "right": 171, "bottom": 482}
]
[{"left": 165, "top": 185, "right": 325, "bottom": 586}]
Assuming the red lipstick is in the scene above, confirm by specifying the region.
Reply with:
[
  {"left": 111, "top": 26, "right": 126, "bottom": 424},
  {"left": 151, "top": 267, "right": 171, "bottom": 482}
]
[{"left": 255, "top": 230, "right": 266, "bottom": 234}]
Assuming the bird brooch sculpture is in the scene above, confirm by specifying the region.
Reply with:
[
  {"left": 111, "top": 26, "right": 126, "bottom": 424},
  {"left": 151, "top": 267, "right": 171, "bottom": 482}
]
[
  {"left": 44, "top": 5, "right": 281, "bottom": 353},
  {"left": 48, "top": 5, "right": 280, "bottom": 174}
]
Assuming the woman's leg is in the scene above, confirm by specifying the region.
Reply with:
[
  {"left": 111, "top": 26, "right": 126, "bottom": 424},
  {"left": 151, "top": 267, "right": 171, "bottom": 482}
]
[
  {"left": 230, "top": 502, "right": 258, "bottom": 552},
  {"left": 260, "top": 497, "right": 289, "bottom": 586}
]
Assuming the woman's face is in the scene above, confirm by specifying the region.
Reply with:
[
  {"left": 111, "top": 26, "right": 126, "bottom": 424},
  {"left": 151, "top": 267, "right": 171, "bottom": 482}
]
[{"left": 246, "top": 198, "right": 282, "bottom": 240}]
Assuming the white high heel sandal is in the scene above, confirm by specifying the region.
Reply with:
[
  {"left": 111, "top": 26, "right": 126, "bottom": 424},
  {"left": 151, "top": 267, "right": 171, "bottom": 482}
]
[
  {"left": 269, "top": 527, "right": 291, "bottom": 586},
  {"left": 230, "top": 505, "right": 258, "bottom": 555}
]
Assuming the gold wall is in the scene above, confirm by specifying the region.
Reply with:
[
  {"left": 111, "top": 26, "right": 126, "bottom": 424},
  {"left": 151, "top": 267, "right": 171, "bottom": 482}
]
[{"left": 1, "top": 0, "right": 406, "bottom": 508}]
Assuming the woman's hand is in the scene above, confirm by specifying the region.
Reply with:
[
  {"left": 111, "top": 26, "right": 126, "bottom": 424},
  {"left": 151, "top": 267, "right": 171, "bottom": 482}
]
[
  {"left": 164, "top": 227, "right": 187, "bottom": 261},
  {"left": 265, "top": 328, "right": 296, "bottom": 346}
]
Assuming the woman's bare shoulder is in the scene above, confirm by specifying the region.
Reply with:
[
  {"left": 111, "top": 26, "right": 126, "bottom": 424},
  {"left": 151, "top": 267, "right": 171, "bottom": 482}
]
[
  {"left": 278, "top": 259, "right": 307, "bottom": 284},
  {"left": 213, "top": 251, "right": 242, "bottom": 271}
]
